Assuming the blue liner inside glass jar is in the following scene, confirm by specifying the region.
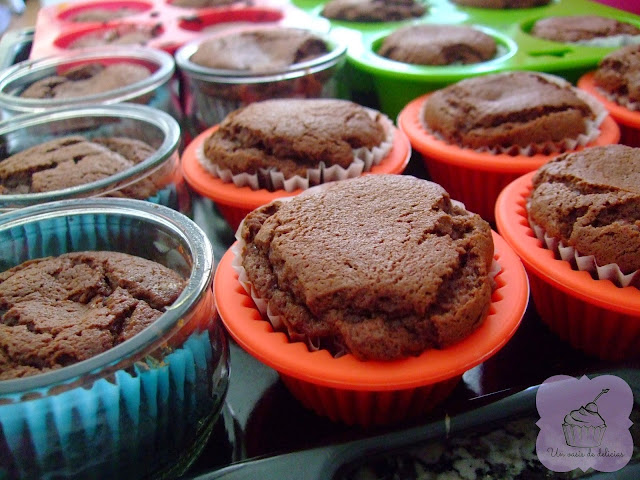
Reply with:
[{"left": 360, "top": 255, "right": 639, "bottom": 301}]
[
  {"left": 0, "top": 198, "right": 229, "bottom": 479},
  {"left": 0, "top": 103, "right": 190, "bottom": 214},
  {"left": 0, "top": 46, "right": 178, "bottom": 120}
]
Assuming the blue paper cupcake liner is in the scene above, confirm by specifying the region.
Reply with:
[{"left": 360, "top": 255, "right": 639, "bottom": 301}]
[{"left": 0, "top": 206, "right": 226, "bottom": 479}]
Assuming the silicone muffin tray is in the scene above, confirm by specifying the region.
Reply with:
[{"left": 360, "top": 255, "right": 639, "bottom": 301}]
[
  {"left": 293, "top": 0, "right": 640, "bottom": 118},
  {"left": 29, "top": 0, "right": 330, "bottom": 59}
]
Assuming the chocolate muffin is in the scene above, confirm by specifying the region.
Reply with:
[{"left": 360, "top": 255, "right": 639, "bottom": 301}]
[
  {"left": 531, "top": 15, "right": 640, "bottom": 43},
  {"left": 378, "top": 24, "right": 497, "bottom": 66},
  {"left": 69, "top": 24, "right": 162, "bottom": 49},
  {"left": 321, "top": 0, "right": 426, "bottom": 22},
  {"left": 422, "top": 71, "right": 597, "bottom": 152},
  {"left": 201, "top": 98, "right": 391, "bottom": 190},
  {"left": 528, "top": 144, "right": 640, "bottom": 276},
  {"left": 0, "top": 251, "right": 186, "bottom": 380},
  {"left": 593, "top": 44, "right": 640, "bottom": 108},
  {"left": 171, "top": 0, "right": 245, "bottom": 7},
  {"left": 71, "top": 7, "right": 142, "bottom": 22},
  {"left": 189, "top": 27, "right": 328, "bottom": 72},
  {"left": 237, "top": 174, "right": 494, "bottom": 361},
  {"left": 19, "top": 63, "right": 151, "bottom": 100},
  {"left": 451, "top": 0, "right": 551, "bottom": 7},
  {"left": 0, "top": 136, "right": 158, "bottom": 197}
]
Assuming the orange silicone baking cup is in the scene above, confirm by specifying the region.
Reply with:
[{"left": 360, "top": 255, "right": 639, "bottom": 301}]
[
  {"left": 182, "top": 124, "right": 412, "bottom": 232},
  {"left": 214, "top": 231, "right": 529, "bottom": 427},
  {"left": 495, "top": 171, "right": 640, "bottom": 362},
  {"left": 578, "top": 72, "right": 640, "bottom": 148},
  {"left": 397, "top": 93, "right": 621, "bottom": 224}
]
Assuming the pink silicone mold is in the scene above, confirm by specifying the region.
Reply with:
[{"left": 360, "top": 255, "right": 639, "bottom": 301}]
[{"left": 30, "top": 0, "right": 328, "bottom": 58}]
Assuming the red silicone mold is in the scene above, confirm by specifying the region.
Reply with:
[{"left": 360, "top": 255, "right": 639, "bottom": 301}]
[
  {"left": 578, "top": 71, "right": 640, "bottom": 148},
  {"left": 29, "top": 0, "right": 328, "bottom": 58},
  {"left": 181, "top": 122, "right": 412, "bottom": 232},
  {"left": 495, "top": 172, "right": 640, "bottom": 361},
  {"left": 215, "top": 231, "right": 529, "bottom": 426},
  {"left": 397, "top": 92, "right": 621, "bottom": 224}
]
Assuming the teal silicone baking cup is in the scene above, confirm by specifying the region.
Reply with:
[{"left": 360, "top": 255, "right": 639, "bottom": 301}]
[{"left": 0, "top": 198, "right": 229, "bottom": 479}]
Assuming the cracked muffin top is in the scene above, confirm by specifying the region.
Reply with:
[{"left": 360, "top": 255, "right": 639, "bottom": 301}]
[
  {"left": 238, "top": 174, "right": 494, "bottom": 361},
  {"left": 201, "top": 98, "right": 388, "bottom": 190},
  {"left": 19, "top": 63, "right": 151, "bottom": 100},
  {"left": 68, "top": 25, "right": 161, "bottom": 49},
  {"left": 0, "top": 251, "right": 186, "bottom": 380},
  {"left": 189, "top": 27, "right": 328, "bottom": 72},
  {"left": 378, "top": 24, "right": 497, "bottom": 66},
  {"left": 321, "top": 0, "right": 426, "bottom": 22},
  {"left": 594, "top": 44, "right": 640, "bottom": 107},
  {"left": 450, "top": 0, "right": 550, "bottom": 8},
  {"left": 528, "top": 144, "right": 640, "bottom": 274},
  {"left": 0, "top": 136, "right": 156, "bottom": 196},
  {"left": 531, "top": 15, "right": 640, "bottom": 43},
  {"left": 422, "top": 71, "right": 595, "bottom": 151},
  {"left": 70, "top": 7, "right": 142, "bottom": 22}
]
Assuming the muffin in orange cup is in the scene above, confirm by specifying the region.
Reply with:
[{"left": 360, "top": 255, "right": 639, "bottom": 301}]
[
  {"left": 215, "top": 174, "right": 529, "bottom": 426},
  {"left": 495, "top": 145, "right": 640, "bottom": 361},
  {"left": 578, "top": 44, "right": 640, "bottom": 147},
  {"left": 398, "top": 71, "right": 620, "bottom": 224},
  {"left": 182, "top": 98, "right": 411, "bottom": 232}
]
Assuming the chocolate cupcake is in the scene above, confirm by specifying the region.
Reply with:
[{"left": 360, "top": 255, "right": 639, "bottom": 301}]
[
  {"left": 19, "top": 63, "right": 151, "bottom": 100},
  {"left": 422, "top": 71, "right": 603, "bottom": 154},
  {"left": 175, "top": 26, "right": 347, "bottom": 133},
  {"left": 0, "top": 199, "right": 228, "bottom": 478},
  {"left": 199, "top": 98, "right": 394, "bottom": 191},
  {"left": 70, "top": 7, "right": 143, "bottom": 22},
  {"left": 451, "top": 0, "right": 551, "bottom": 7},
  {"left": 0, "top": 136, "right": 160, "bottom": 199},
  {"left": 234, "top": 174, "right": 495, "bottom": 360},
  {"left": 378, "top": 24, "right": 497, "bottom": 66},
  {"left": 171, "top": 0, "right": 246, "bottom": 7},
  {"left": 593, "top": 44, "right": 640, "bottom": 110},
  {"left": 527, "top": 144, "right": 640, "bottom": 287},
  {"left": 321, "top": 0, "right": 427, "bottom": 22},
  {"left": 531, "top": 15, "right": 640, "bottom": 47},
  {"left": 68, "top": 24, "right": 162, "bottom": 49},
  {"left": 189, "top": 27, "right": 328, "bottom": 72},
  {"left": 0, "top": 104, "right": 189, "bottom": 213},
  {"left": 0, "top": 251, "right": 186, "bottom": 380}
]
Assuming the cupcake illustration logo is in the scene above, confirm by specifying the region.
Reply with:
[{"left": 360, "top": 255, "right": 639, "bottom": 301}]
[
  {"left": 536, "top": 375, "right": 634, "bottom": 473},
  {"left": 562, "top": 389, "right": 608, "bottom": 449}
]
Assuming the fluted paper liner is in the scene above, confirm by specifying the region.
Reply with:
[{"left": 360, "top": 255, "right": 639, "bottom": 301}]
[
  {"left": 528, "top": 217, "right": 639, "bottom": 288},
  {"left": 230, "top": 193, "right": 501, "bottom": 356},
  {"left": 197, "top": 109, "right": 395, "bottom": 191}
]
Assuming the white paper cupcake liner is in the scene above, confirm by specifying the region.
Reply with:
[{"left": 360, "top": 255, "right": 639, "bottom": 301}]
[
  {"left": 594, "top": 85, "right": 640, "bottom": 112},
  {"left": 528, "top": 216, "right": 639, "bottom": 288},
  {"left": 230, "top": 194, "right": 501, "bottom": 356},
  {"left": 573, "top": 34, "right": 640, "bottom": 48},
  {"left": 419, "top": 73, "right": 608, "bottom": 156},
  {"left": 197, "top": 109, "right": 395, "bottom": 192}
]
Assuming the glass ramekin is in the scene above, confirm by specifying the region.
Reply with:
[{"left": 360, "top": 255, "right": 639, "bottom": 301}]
[
  {"left": 174, "top": 25, "right": 348, "bottom": 136},
  {"left": 0, "top": 46, "right": 179, "bottom": 120},
  {"left": 0, "top": 103, "right": 190, "bottom": 214},
  {"left": 0, "top": 198, "right": 229, "bottom": 479}
]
